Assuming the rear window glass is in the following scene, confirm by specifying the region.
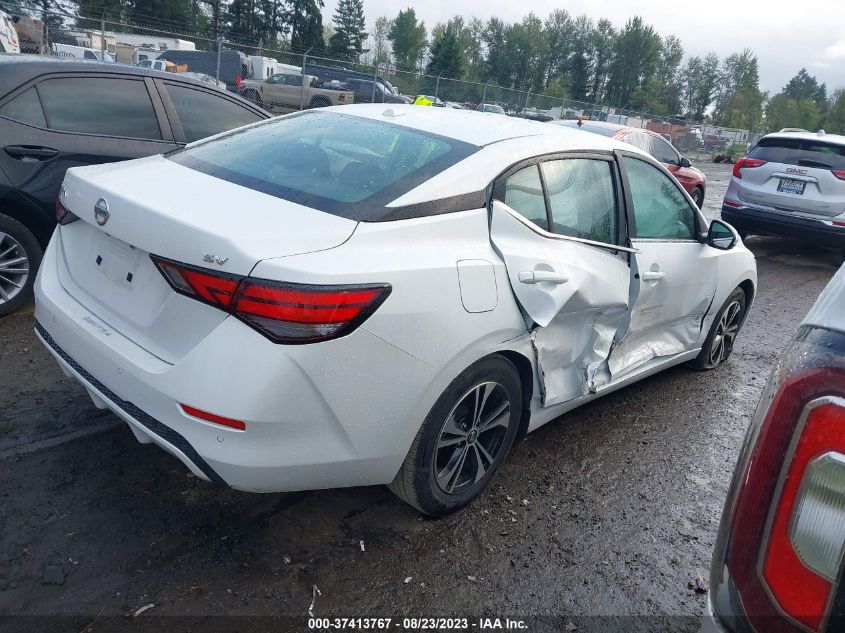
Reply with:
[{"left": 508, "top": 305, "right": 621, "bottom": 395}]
[
  {"left": 750, "top": 137, "right": 845, "bottom": 170},
  {"left": 169, "top": 111, "right": 477, "bottom": 220}
]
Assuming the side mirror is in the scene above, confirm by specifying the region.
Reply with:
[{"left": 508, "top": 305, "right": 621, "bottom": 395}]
[
  {"left": 679, "top": 157, "right": 692, "bottom": 168},
  {"left": 707, "top": 219, "right": 738, "bottom": 250}
]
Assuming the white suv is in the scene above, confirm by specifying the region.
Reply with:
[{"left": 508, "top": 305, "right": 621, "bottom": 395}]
[{"left": 722, "top": 130, "right": 845, "bottom": 249}]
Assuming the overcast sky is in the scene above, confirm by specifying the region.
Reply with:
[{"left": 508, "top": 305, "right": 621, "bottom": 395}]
[{"left": 323, "top": 0, "right": 845, "bottom": 94}]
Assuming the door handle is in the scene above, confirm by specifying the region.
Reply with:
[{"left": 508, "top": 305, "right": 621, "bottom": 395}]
[
  {"left": 4, "top": 145, "right": 59, "bottom": 161},
  {"left": 518, "top": 270, "right": 569, "bottom": 285},
  {"left": 641, "top": 270, "right": 666, "bottom": 281}
]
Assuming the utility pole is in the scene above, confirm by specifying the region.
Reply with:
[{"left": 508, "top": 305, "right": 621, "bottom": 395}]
[
  {"left": 100, "top": 13, "right": 106, "bottom": 61},
  {"left": 215, "top": 35, "right": 223, "bottom": 83}
]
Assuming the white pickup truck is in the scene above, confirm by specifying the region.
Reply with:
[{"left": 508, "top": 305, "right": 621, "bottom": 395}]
[{"left": 238, "top": 72, "right": 353, "bottom": 110}]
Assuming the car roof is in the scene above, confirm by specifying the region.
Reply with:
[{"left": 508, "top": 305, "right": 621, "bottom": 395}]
[
  {"left": 802, "top": 263, "right": 845, "bottom": 335},
  {"left": 760, "top": 131, "right": 845, "bottom": 146},
  {"left": 327, "top": 103, "right": 629, "bottom": 149}
]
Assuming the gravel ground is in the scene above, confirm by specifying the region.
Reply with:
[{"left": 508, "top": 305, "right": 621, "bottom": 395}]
[{"left": 0, "top": 162, "right": 841, "bottom": 629}]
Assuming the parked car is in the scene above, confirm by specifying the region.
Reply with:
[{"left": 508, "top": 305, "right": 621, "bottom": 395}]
[
  {"left": 722, "top": 130, "right": 845, "bottom": 248},
  {"left": 343, "top": 77, "right": 409, "bottom": 104},
  {"left": 477, "top": 103, "right": 505, "bottom": 114},
  {"left": 0, "top": 55, "right": 271, "bottom": 316},
  {"left": 303, "top": 60, "right": 397, "bottom": 96},
  {"left": 34, "top": 104, "right": 756, "bottom": 515},
  {"left": 553, "top": 120, "right": 708, "bottom": 208},
  {"left": 0, "top": 8, "right": 20, "bottom": 54},
  {"left": 155, "top": 49, "right": 251, "bottom": 89},
  {"left": 704, "top": 262, "right": 845, "bottom": 633},
  {"left": 52, "top": 42, "right": 115, "bottom": 62},
  {"left": 238, "top": 72, "right": 353, "bottom": 109},
  {"left": 135, "top": 58, "right": 167, "bottom": 71}
]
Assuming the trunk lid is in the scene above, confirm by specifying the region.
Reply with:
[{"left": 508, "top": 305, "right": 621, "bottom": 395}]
[{"left": 55, "top": 155, "right": 357, "bottom": 363}]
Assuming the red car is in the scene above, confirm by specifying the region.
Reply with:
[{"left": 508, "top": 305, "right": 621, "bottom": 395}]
[{"left": 554, "top": 120, "right": 707, "bottom": 208}]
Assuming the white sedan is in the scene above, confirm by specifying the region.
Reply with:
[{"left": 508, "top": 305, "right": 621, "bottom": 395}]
[{"left": 35, "top": 105, "right": 756, "bottom": 515}]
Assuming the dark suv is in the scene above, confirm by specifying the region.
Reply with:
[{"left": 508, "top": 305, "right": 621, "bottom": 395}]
[{"left": 0, "top": 55, "right": 271, "bottom": 316}]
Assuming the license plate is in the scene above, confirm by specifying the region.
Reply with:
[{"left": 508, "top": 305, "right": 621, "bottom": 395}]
[
  {"left": 777, "top": 178, "right": 806, "bottom": 195},
  {"left": 95, "top": 235, "right": 141, "bottom": 287}
]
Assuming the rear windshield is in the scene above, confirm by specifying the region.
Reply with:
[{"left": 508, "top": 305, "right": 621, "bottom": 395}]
[
  {"left": 749, "top": 137, "right": 845, "bottom": 170},
  {"left": 168, "top": 111, "right": 476, "bottom": 221}
]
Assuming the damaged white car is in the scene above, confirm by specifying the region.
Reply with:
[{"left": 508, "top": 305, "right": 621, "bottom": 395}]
[{"left": 34, "top": 105, "right": 757, "bottom": 515}]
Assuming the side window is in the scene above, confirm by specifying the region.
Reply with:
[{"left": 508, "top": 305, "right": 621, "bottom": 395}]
[
  {"left": 541, "top": 159, "right": 617, "bottom": 244},
  {"left": 624, "top": 157, "right": 696, "bottom": 240},
  {"left": 648, "top": 135, "right": 679, "bottom": 165},
  {"left": 37, "top": 77, "right": 161, "bottom": 139},
  {"left": 0, "top": 87, "right": 47, "bottom": 127},
  {"left": 285, "top": 75, "right": 303, "bottom": 87},
  {"left": 165, "top": 83, "right": 262, "bottom": 143},
  {"left": 503, "top": 165, "right": 548, "bottom": 231}
]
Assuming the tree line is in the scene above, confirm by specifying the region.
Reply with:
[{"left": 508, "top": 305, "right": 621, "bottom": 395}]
[{"left": 6, "top": 0, "right": 845, "bottom": 133}]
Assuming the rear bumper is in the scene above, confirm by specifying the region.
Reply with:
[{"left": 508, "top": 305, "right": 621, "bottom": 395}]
[
  {"left": 33, "top": 234, "right": 442, "bottom": 493},
  {"left": 722, "top": 204, "right": 845, "bottom": 247}
]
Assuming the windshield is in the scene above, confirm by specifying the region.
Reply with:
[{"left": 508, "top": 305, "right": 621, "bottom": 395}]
[
  {"left": 749, "top": 137, "right": 845, "bottom": 170},
  {"left": 169, "top": 111, "right": 477, "bottom": 221}
]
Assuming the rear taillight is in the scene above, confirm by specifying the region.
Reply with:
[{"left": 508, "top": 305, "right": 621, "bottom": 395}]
[
  {"left": 55, "top": 198, "right": 79, "bottom": 225},
  {"left": 151, "top": 256, "right": 391, "bottom": 344},
  {"left": 235, "top": 75, "right": 242, "bottom": 88},
  {"left": 715, "top": 328, "right": 845, "bottom": 632},
  {"left": 833, "top": 170, "right": 845, "bottom": 181},
  {"left": 732, "top": 158, "right": 766, "bottom": 179}
]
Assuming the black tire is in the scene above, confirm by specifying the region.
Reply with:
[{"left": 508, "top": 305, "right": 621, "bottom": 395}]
[
  {"left": 690, "top": 187, "right": 704, "bottom": 209},
  {"left": 0, "top": 214, "right": 42, "bottom": 317},
  {"left": 242, "top": 90, "right": 262, "bottom": 106},
  {"left": 389, "top": 356, "right": 522, "bottom": 516},
  {"left": 690, "top": 287, "right": 747, "bottom": 371},
  {"left": 309, "top": 97, "right": 331, "bottom": 109}
]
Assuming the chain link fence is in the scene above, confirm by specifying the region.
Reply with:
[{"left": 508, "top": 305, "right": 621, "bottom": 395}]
[{"left": 1, "top": 4, "right": 755, "bottom": 160}]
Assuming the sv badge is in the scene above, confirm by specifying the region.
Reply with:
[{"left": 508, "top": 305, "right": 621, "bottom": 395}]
[{"left": 203, "top": 253, "right": 229, "bottom": 265}]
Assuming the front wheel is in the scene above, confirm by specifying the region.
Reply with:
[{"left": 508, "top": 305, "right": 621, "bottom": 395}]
[
  {"left": 0, "top": 214, "right": 42, "bottom": 317},
  {"left": 690, "top": 287, "right": 748, "bottom": 371},
  {"left": 389, "top": 356, "right": 522, "bottom": 516}
]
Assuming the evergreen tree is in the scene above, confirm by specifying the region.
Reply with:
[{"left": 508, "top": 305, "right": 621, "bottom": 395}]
[
  {"left": 289, "top": 0, "right": 324, "bottom": 52},
  {"left": 387, "top": 8, "right": 426, "bottom": 72},
  {"left": 329, "top": 0, "right": 366, "bottom": 61},
  {"left": 425, "top": 22, "right": 462, "bottom": 78}
]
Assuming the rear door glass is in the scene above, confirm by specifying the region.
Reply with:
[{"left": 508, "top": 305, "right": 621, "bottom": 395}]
[
  {"left": 0, "top": 87, "right": 47, "bottom": 127},
  {"left": 504, "top": 165, "right": 548, "bottom": 231},
  {"left": 37, "top": 76, "right": 162, "bottom": 139},
  {"left": 750, "top": 138, "right": 845, "bottom": 170},
  {"left": 164, "top": 83, "right": 263, "bottom": 142}
]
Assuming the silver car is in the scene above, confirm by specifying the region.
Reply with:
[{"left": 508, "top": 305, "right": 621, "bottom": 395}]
[{"left": 722, "top": 130, "right": 845, "bottom": 249}]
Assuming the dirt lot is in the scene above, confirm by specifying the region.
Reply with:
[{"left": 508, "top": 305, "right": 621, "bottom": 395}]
[{"left": 0, "top": 162, "right": 841, "bottom": 630}]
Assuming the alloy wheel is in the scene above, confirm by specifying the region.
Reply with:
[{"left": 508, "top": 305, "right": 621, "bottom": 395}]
[
  {"left": 0, "top": 231, "right": 29, "bottom": 306},
  {"left": 709, "top": 300, "right": 743, "bottom": 365},
  {"left": 434, "top": 381, "right": 512, "bottom": 495}
]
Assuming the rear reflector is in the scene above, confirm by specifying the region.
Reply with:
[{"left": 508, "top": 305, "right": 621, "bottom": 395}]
[
  {"left": 151, "top": 255, "right": 391, "bottom": 344},
  {"left": 723, "top": 199, "right": 742, "bottom": 208},
  {"left": 181, "top": 404, "right": 246, "bottom": 431}
]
